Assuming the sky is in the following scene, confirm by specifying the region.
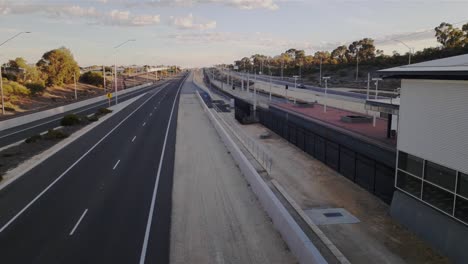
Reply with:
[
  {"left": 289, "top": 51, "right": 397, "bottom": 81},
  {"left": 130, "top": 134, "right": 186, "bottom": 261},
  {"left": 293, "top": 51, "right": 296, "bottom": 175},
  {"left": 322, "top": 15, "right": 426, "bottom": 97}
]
[{"left": 0, "top": 0, "right": 467, "bottom": 68}]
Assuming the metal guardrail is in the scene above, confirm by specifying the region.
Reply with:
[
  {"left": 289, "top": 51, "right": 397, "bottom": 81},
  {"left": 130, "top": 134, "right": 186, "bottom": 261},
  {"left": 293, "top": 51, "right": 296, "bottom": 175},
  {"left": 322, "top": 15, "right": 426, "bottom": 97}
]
[{"left": 212, "top": 109, "right": 273, "bottom": 174}]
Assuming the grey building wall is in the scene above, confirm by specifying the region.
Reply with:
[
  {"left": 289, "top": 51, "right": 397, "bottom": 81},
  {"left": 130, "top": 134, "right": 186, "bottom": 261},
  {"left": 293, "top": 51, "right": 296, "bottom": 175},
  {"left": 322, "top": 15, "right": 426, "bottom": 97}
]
[{"left": 391, "top": 190, "right": 468, "bottom": 263}]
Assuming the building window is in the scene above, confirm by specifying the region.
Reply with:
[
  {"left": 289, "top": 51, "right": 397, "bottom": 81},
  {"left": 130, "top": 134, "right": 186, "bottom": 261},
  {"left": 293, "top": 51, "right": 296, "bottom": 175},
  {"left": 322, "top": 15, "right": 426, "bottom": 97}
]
[
  {"left": 398, "top": 151, "right": 423, "bottom": 177},
  {"left": 455, "top": 196, "right": 468, "bottom": 224},
  {"left": 397, "top": 170, "right": 422, "bottom": 197},
  {"left": 422, "top": 183, "right": 454, "bottom": 214},
  {"left": 424, "top": 161, "right": 456, "bottom": 191},
  {"left": 457, "top": 172, "right": 468, "bottom": 199}
]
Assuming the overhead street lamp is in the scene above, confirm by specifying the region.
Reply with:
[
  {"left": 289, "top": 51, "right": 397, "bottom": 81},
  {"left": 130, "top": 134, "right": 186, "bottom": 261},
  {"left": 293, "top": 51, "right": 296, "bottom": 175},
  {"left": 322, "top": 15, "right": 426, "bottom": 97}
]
[
  {"left": 395, "top": 40, "right": 415, "bottom": 65},
  {"left": 0, "top": 31, "right": 31, "bottom": 115},
  {"left": 371, "top": 77, "right": 383, "bottom": 127},
  {"left": 322, "top": 76, "right": 331, "bottom": 113},
  {"left": 113, "top": 39, "right": 136, "bottom": 105}
]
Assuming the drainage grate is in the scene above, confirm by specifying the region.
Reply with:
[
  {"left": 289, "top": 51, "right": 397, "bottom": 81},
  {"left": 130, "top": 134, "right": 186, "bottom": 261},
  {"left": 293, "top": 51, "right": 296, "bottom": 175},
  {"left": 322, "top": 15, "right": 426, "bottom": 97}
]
[
  {"left": 305, "top": 208, "right": 360, "bottom": 225},
  {"left": 323, "top": 212, "right": 343, "bottom": 218}
]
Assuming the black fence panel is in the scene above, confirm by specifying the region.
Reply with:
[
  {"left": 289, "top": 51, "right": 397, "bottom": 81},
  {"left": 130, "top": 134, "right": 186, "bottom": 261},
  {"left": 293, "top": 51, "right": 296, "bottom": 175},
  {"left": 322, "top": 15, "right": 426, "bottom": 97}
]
[
  {"left": 288, "top": 124, "right": 297, "bottom": 145},
  {"left": 237, "top": 101, "right": 397, "bottom": 204},
  {"left": 305, "top": 132, "right": 315, "bottom": 157},
  {"left": 356, "top": 154, "right": 375, "bottom": 192},
  {"left": 325, "top": 141, "right": 340, "bottom": 171},
  {"left": 297, "top": 127, "right": 305, "bottom": 151},
  {"left": 339, "top": 147, "right": 356, "bottom": 181},
  {"left": 314, "top": 136, "right": 326, "bottom": 162},
  {"left": 375, "top": 163, "right": 395, "bottom": 203}
]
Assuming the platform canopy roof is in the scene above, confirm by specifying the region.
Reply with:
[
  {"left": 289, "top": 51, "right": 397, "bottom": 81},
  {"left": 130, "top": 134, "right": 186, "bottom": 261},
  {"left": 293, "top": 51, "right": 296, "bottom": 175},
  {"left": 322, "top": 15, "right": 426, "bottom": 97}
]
[{"left": 378, "top": 53, "right": 468, "bottom": 80}]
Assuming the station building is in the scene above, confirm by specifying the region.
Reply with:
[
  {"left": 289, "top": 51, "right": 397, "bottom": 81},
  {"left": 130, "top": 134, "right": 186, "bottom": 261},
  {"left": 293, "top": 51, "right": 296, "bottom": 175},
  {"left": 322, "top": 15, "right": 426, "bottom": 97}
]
[{"left": 378, "top": 54, "right": 468, "bottom": 263}]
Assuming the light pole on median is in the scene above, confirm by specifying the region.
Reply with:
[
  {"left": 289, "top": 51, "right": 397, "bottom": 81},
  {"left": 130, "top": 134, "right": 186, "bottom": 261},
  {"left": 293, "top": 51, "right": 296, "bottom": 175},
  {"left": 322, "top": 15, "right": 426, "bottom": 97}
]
[
  {"left": 113, "top": 39, "right": 136, "bottom": 105},
  {"left": 322, "top": 76, "right": 330, "bottom": 113},
  {"left": 395, "top": 40, "right": 414, "bottom": 65},
  {"left": 0, "top": 31, "right": 31, "bottom": 115}
]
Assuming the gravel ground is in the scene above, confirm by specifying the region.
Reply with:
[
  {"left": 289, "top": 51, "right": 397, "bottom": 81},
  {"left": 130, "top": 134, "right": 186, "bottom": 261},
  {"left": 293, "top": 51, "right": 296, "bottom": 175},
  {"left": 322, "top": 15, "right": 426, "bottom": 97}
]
[{"left": 170, "top": 78, "right": 296, "bottom": 264}]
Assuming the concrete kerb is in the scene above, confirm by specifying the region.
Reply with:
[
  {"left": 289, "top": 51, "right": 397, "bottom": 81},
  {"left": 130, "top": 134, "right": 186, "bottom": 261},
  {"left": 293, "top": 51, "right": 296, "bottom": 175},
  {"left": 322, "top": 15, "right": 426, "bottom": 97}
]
[
  {"left": 195, "top": 90, "right": 327, "bottom": 264},
  {"left": 0, "top": 93, "right": 147, "bottom": 192},
  {"left": 0, "top": 82, "right": 154, "bottom": 131}
]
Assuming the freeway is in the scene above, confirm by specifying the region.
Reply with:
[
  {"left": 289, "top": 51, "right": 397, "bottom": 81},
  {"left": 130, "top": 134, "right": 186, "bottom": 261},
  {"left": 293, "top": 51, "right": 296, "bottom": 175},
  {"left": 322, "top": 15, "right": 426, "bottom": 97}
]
[
  {"left": 0, "top": 78, "right": 174, "bottom": 149},
  {"left": 0, "top": 73, "right": 187, "bottom": 263}
]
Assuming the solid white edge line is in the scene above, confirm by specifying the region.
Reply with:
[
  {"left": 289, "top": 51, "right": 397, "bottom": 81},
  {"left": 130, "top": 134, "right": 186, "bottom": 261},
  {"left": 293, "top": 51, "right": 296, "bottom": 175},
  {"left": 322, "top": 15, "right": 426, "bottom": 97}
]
[
  {"left": 69, "top": 209, "right": 88, "bottom": 236},
  {"left": 0, "top": 84, "right": 168, "bottom": 233},
  {"left": 113, "top": 160, "right": 121, "bottom": 170},
  {"left": 138, "top": 74, "right": 187, "bottom": 264},
  {"left": 132, "top": 136, "right": 136, "bottom": 142}
]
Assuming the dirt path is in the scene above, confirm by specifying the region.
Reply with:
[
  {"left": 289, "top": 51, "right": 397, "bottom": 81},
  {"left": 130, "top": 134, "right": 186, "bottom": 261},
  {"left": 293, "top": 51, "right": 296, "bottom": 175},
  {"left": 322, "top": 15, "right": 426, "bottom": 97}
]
[{"left": 170, "top": 77, "right": 296, "bottom": 264}]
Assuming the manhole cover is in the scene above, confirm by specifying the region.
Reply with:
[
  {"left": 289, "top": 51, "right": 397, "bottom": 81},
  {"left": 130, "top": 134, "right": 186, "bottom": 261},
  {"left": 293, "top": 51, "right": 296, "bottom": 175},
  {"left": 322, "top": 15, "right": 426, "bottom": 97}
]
[{"left": 304, "top": 208, "right": 360, "bottom": 225}]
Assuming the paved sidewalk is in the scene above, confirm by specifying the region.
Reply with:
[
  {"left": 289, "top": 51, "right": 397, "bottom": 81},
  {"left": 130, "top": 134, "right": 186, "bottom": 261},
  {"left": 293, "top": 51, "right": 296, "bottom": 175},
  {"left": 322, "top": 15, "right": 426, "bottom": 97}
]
[{"left": 170, "top": 75, "right": 295, "bottom": 264}]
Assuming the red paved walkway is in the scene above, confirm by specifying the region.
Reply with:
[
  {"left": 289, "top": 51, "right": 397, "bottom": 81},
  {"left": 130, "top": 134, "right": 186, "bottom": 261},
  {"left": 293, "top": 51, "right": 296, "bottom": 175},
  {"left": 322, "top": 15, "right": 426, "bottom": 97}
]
[{"left": 275, "top": 102, "right": 396, "bottom": 147}]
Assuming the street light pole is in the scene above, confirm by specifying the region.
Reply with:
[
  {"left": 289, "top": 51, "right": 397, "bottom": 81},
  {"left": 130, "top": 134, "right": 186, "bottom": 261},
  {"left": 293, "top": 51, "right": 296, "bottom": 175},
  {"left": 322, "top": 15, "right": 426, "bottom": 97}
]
[
  {"left": 0, "top": 31, "right": 31, "bottom": 114},
  {"left": 371, "top": 78, "right": 382, "bottom": 127},
  {"left": 355, "top": 50, "right": 359, "bottom": 81},
  {"left": 113, "top": 39, "right": 136, "bottom": 105},
  {"left": 322, "top": 77, "right": 330, "bottom": 113},
  {"left": 395, "top": 40, "right": 414, "bottom": 65},
  {"left": 103, "top": 65, "right": 106, "bottom": 92},
  {"left": 319, "top": 57, "right": 322, "bottom": 86},
  {"left": 73, "top": 72, "right": 78, "bottom": 100}
]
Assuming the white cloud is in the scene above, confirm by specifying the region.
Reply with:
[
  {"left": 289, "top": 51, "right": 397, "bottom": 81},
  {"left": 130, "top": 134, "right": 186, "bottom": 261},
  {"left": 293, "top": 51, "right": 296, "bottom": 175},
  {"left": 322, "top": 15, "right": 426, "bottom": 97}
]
[
  {"left": 169, "top": 13, "right": 216, "bottom": 30},
  {"left": 118, "top": 0, "right": 279, "bottom": 10},
  {"left": 0, "top": 2, "right": 160, "bottom": 27}
]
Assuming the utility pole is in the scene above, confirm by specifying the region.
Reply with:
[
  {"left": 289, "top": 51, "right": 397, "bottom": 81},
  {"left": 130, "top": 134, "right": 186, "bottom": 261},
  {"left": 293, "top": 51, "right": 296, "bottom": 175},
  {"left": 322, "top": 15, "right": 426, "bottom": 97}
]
[
  {"left": 323, "top": 77, "right": 330, "bottom": 113},
  {"left": 355, "top": 49, "right": 360, "bottom": 81},
  {"left": 73, "top": 72, "right": 78, "bottom": 100},
  {"left": 103, "top": 65, "right": 106, "bottom": 92},
  {"left": 281, "top": 60, "right": 284, "bottom": 80},
  {"left": 269, "top": 74, "right": 272, "bottom": 101},
  {"left": 0, "top": 67, "right": 4, "bottom": 115},
  {"left": 113, "top": 39, "right": 136, "bottom": 105},
  {"left": 319, "top": 57, "right": 323, "bottom": 86},
  {"left": 371, "top": 78, "right": 382, "bottom": 127}
]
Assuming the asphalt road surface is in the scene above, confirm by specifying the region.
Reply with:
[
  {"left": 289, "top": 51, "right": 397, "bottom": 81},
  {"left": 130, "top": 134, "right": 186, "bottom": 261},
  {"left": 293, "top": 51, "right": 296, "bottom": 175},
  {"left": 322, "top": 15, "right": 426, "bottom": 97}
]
[
  {"left": 0, "top": 73, "right": 187, "bottom": 263},
  {"left": 0, "top": 78, "right": 174, "bottom": 149}
]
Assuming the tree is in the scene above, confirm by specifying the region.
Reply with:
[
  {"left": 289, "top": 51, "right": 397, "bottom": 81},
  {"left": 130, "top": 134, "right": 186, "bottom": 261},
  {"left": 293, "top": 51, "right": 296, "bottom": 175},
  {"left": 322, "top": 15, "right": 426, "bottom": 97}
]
[
  {"left": 331, "top": 45, "right": 348, "bottom": 63},
  {"left": 6, "top": 57, "right": 41, "bottom": 84},
  {"left": 37, "top": 47, "right": 80, "bottom": 87},
  {"left": 80, "top": 71, "right": 104, "bottom": 87},
  {"left": 435, "top": 22, "right": 465, "bottom": 48}
]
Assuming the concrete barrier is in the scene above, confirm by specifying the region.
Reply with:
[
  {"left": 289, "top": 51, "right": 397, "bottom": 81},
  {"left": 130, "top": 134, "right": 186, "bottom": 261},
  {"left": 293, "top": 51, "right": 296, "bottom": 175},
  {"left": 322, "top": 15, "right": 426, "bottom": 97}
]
[
  {"left": 0, "top": 82, "right": 153, "bottom": 131},
  {"left": 195, "top": 90, "right": 327, "bottom": 264}
]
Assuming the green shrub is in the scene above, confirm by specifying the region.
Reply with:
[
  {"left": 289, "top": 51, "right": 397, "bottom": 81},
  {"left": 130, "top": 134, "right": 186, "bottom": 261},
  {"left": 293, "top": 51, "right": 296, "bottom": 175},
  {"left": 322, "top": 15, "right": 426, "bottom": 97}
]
[
  {"left": 87, "top": 114, "right": 99, "bottom": 122},
  {"left": 97, "top": 108, "right": 112, "bottom": 115},
  {"left": 25, "top": 134, "right": 42, "bottom": 143},
  {"left": 60, "top": 114, "right": 81, "bottom": 126},
  {"left": 2, "top": 80, "right": 30, "bottom": 96},
  {"left": 43, "top": 129, "right": 69, "bottom": 140},
  {"left": 80, "top": 71, "right": 104, "bottom": 87},
  {"left": 3, "top": 102, "right": 17, "bottom": 112},
  {"left": 25, "top": 82, "right": 46, "bottom": 95}
]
